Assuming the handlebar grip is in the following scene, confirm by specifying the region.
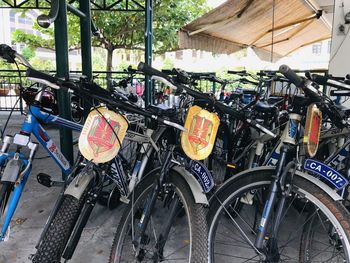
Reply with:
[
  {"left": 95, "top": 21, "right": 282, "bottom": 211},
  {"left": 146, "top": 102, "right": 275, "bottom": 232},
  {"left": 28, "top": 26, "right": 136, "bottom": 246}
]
[
  {"left": 227, "top": 70, "right": 247, "bottom": 75},
  {"left": 26, "top": 68, "right": 61, "bottom": 85},
  {"left": 279, "top": 65, "right": 304, "bottom": 87},
  {"left": 138, "top": 62, "right": 170, "bottom": 81},
  {"left": 0, "top": 44, "right": 16, "bottom": 63},
  {"left": 37, "top": 0, "right": 59, "bottom": 28}
]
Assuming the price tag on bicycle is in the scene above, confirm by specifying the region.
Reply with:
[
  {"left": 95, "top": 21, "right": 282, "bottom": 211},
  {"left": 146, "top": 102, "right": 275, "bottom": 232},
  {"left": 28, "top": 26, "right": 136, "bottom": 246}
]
[
  {"left": 181, "top": 105, "right": 220, "bottom": 160},
  {"left": 79, "top": 107, "right": 128, "bottom": 163}
]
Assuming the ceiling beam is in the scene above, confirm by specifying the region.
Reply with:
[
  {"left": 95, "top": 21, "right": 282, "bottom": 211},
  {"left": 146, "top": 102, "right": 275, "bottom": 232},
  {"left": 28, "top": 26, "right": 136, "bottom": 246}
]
[
  {"left": 256, "top": 19, "right": 314, "bottom": 48},
  {"left": 250, "top": 12, "right": 320, "bottom": 46},
  {"left": 303, "top": 0, "right": 332, "bottom": 29},
  {"left": 285, "top": 36, "right": 330, "bottom": 56}
]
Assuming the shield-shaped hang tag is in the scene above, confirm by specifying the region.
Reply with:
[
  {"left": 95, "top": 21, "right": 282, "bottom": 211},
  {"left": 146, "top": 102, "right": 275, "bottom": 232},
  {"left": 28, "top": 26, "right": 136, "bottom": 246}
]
[
  {"left": 303, "top": 103, "right": 322, "bottom": 158},
  {"left": 79, "top": 107, "right": 128, "bottom": 163},
  {"left": 181, "top": 105, "right": 220, "bottom": 160}
]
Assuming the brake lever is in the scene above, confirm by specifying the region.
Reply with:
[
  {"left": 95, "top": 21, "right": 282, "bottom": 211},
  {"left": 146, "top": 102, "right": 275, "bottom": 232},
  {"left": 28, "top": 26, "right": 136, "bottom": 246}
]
[{"left": 0, "top": 44, "right": 16, "bottom": 63}]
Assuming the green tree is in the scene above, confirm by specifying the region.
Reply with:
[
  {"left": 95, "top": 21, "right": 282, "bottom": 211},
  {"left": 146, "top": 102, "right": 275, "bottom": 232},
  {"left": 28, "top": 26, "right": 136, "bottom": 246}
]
[
  {"left": 21, "top": 46, "right": 36, "bottom": 60},
  {"left": 12, "top": 0, "right": 208, "bottom": 73}
]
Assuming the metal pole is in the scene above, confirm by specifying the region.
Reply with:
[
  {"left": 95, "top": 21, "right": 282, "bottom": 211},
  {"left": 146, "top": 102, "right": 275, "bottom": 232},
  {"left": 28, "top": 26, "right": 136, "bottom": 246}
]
[
  {"left": 54, "top": 0, "right": 74, "bottom": 173},
  {"left": 79, "top": 0, "right": 93, "bottom": 117},
  {"left": 144, "top": 0, "right": 153, "bottom": 107}
]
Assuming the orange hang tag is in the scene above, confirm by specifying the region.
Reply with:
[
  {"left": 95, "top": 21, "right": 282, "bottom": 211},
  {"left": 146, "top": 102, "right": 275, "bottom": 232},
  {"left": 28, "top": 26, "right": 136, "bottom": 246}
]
[
  {"left": 303, "top": 103, "right": 322, "bottom": 158},
  {"left": 79, "top": 107, "right": 128, "bottom": 163},
  {"left": 181, "top": 105, "right": 220, "bottom": 160}
]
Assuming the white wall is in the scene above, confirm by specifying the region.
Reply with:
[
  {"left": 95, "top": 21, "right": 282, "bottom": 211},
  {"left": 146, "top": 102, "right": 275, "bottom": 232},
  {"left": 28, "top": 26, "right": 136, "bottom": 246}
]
[
  {"left": 0, "top": 10, "right": 11, "bottom": 45},
  {"left": 329, "top": 0, "right": 350, "bottom": 76}
]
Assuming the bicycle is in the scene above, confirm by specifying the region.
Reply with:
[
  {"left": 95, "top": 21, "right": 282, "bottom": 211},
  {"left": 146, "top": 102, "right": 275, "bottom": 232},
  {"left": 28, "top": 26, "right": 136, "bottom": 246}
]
[
  {"left": 207, "top": 65, "right": 350, "bottom": 262},
  {"left": 0, "top": 44, "right": 83, "bottom": 242},
  {"left": 13, "top": 58, "right": 211, "bottom": 262}
]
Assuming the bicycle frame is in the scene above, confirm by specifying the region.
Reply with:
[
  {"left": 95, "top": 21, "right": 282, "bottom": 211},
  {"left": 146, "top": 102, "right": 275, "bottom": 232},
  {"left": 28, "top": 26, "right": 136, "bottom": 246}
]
[{"left": 0, "top": 105, "right": 82, "bottom": 241}]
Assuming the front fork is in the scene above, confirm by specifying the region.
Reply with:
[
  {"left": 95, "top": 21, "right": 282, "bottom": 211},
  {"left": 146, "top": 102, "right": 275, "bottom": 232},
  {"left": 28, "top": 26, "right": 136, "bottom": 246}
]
[
  {"left": 254, "top": 145, "right": 294, "bottom": 260},
  {"left": 133, "top": 148, "right": 174, "bottom": 257},
  {"left": 0, "top": 136, "right": 38, "bottom": 241}
]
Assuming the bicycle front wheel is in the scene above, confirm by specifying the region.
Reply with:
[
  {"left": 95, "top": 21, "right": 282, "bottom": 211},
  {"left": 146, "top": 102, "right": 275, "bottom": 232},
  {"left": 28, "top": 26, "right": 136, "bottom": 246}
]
[
  {"left": 208, "top": 169, "right": 350, "bottom": 262},
  {"left": 109, "top": 169, "right": 208, "bottom": 263}
]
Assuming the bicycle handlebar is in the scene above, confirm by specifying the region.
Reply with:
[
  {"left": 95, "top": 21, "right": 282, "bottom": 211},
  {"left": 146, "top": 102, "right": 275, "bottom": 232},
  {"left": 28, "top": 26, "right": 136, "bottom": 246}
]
[
  {"left": 279, "top": 65, "right": 304, "bottom": 87},
  {"left": 25, "top": 65, "right": 186, "bottom": 131},
  {"left": 280, "top": 65, "right": 347, "bottom": 128},
  {"left": 0, "top": 44, "right": 16, "bottom": 63},
  {"left": 227, "top": 70, "right": 247, "bottom": 75},
  {"left": 138, "top": 62, "right": 277, "bottom": 138},
  {"left": 311, "top": 74, "right": 350, "bottom": 90}
]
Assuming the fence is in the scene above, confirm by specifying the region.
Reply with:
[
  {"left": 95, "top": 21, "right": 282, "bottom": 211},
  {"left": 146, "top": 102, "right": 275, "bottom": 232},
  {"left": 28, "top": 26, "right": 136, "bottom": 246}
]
[{"left": 0, "top": 69, "right": 216, "bottom": 112}]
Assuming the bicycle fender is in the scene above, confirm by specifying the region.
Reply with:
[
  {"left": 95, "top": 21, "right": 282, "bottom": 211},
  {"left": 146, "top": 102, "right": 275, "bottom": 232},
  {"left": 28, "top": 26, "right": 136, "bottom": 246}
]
[
  {"left": 212, "top": 166, "right": 342, "bottom": 202},
  {"left": 64, "top": 170, "right": 94, "bottom": 200},
  {"left": 171, "top": 165, "right": 209, "bottom": 205},
  {"left": 1, "top": 159, "right": 23, "bottom": 183}
]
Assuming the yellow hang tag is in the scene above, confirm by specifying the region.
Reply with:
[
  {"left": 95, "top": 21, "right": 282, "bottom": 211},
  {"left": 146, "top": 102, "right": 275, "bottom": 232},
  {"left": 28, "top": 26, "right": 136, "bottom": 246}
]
[
  {"left": 181, "top": 105, "right": 220, "bottom": 160},
  {"left": 79, "top": 107, "right": 128, "bottom": 163}
]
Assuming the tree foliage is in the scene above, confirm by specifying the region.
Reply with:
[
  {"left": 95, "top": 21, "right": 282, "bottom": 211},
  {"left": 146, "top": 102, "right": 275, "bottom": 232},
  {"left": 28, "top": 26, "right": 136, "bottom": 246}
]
[{"left": 11, "top": 0, "right": 208, "bottom": 71}]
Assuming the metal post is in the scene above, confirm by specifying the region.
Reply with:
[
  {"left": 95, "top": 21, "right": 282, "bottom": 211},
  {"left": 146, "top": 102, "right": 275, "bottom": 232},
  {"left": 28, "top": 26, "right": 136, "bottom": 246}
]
[
  {"left": 212, "top": 73, "right": 216, "bottom": 94},
  {"left": 54, "top": 0, "right": 74, "bottom": 171},
  {"left": 144, "top": 0, "right": 153, "bottom": 107},
  {"left": 79, "top": 0, "right": 93, "bottom": 117}
]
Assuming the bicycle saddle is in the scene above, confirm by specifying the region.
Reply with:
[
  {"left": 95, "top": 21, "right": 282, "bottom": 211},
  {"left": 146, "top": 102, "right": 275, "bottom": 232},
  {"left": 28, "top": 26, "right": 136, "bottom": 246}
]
[{"left": 254, "top": 101, "right": 277, "bottom": 114}]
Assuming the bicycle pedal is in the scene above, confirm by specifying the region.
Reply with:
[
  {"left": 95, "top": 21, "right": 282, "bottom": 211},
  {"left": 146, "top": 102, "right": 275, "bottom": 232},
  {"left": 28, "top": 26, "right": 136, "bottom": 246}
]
[
  {"left": 37, "top": 173, "right": 64, "bottom": 187},
  {"left": 37, "top": 173, "right": 53, "bottom": 187}
]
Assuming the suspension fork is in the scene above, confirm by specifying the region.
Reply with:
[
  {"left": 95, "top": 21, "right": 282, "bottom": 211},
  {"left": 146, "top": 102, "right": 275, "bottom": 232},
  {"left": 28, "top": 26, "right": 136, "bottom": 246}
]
[
  {"left": 254, "top": 145, "right": 289, "bottom": 251},
  {"left": 155, "top": 196, "right": 181, "bottom": 260},
  {"left": 134, "top": 149, "right": 174, "bottom": 247}
]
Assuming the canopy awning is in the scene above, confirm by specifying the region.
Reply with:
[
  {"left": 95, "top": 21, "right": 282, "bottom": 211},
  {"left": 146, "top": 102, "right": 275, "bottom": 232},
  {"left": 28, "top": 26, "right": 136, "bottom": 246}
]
[{"left": 179, "top": 0, "right": 332, "bottom": 61}]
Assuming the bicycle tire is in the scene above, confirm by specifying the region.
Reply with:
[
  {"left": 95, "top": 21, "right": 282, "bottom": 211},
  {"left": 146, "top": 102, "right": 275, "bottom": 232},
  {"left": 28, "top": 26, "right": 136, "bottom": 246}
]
[
  {"left": 109, "top": 169, "right": 208, "bottom": 263},
  {"left": 0, "top": 182, "right": 12, "bottom": 229},
  {"left": 32, "top": 194, "right": 86, "bottom": 263},
  {"left": 208, "top": 169, "right": 350, "bottom": 262},
  {"left": 0, "top": 182, "right": 11, "bottom": 210}
]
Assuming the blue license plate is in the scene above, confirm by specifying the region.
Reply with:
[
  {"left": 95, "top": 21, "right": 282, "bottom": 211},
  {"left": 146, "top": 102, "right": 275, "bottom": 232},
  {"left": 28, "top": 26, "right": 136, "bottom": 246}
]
[
  {"left": 189, "top": 160, "right": 214, "bottom": 193},
  {"left": 304, "top": 159, "right": 349, "bottom": 190}
]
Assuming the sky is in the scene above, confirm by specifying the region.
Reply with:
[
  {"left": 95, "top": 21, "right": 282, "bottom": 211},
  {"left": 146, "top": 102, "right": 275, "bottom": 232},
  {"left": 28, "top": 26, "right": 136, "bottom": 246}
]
[{"left": 207, "top": 0, "right": 227, "bottom": 8}]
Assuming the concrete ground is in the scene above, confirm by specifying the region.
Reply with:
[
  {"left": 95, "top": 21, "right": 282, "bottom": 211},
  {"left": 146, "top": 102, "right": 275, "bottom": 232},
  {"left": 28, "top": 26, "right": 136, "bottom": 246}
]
[
  {"left": 0, "top": 113, "right": 124, "bottom": 263},
  {"left": 0, "top": 113, "right": 346, "bottom": 263}
]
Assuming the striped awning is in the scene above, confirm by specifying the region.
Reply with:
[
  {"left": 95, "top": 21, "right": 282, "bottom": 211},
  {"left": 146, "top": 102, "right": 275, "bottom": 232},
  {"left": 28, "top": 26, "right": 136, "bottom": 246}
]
[{"left": 179, "top": 0, "right": 332, "bottom": 61}]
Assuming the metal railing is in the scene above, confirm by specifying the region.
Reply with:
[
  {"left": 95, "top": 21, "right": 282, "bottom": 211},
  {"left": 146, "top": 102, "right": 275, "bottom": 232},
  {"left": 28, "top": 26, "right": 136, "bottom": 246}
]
[{"left": 0, "top": 69, "right": 216, "bottom": 112}]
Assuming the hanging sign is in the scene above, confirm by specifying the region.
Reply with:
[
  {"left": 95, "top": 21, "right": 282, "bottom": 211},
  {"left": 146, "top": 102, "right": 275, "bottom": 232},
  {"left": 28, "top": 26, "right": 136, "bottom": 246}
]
[
  {"left": 79, "top": 107, "right": 128, "bottom": 163},
  {"left": 303, "top": 103, "right": 322, "bottom": 157},
  {"left": 181, "top": 105, "right": 220, "bottom": 160}
]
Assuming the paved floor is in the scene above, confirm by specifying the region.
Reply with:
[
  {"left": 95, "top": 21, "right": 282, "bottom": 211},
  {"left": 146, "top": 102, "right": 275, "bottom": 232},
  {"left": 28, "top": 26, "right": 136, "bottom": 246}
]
[{"left": 0, "top": 113, "right": 124, "bottom": 263}]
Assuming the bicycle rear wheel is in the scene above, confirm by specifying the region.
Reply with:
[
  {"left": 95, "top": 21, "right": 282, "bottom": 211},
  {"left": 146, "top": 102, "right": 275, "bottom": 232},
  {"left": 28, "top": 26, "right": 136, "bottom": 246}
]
[
  {"left": 109, "top": 169, "right": 208, "bottom": 263},
  {"left": 208, "top": 170, "right": 350, "bottom": 262}
]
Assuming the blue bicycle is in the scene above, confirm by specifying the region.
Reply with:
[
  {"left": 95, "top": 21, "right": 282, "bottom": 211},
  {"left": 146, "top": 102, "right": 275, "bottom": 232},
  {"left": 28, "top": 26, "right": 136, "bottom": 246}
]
[{"left": 0, "top": 44, "right": 82, "bottom": 241}]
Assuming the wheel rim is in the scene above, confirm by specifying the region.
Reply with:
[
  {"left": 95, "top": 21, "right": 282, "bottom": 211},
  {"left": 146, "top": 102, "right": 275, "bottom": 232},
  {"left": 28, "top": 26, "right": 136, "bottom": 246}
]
[
  {"left": 209, "top": 180, "right": 350, "bottom": 263},
  {"left": 115, "top": 183, "right": 192, "bottom": 262}
]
